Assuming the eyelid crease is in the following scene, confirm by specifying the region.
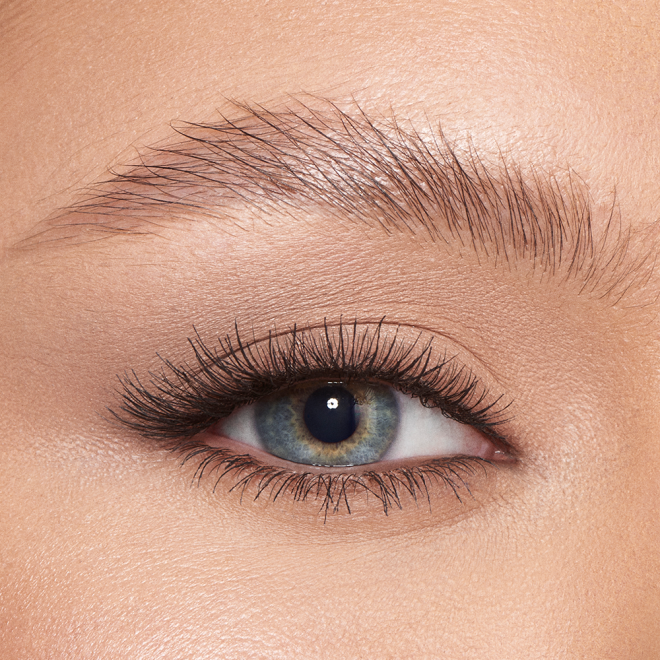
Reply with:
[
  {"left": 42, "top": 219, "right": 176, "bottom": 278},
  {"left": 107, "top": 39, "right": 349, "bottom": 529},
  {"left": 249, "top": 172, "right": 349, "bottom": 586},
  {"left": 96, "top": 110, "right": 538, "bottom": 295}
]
[
  {"left": 175, "top": 318, "right": 507, "bottom": 388},
  {"left": 19, "top": 97, "right": 656, "bottom": 306}
]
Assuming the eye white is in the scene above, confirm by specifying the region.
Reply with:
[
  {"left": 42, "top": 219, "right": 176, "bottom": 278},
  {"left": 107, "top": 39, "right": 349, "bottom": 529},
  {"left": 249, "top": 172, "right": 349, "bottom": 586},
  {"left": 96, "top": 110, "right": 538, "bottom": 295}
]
[{"left": 383, "top": 391, "right": 492, "bottom": 460}]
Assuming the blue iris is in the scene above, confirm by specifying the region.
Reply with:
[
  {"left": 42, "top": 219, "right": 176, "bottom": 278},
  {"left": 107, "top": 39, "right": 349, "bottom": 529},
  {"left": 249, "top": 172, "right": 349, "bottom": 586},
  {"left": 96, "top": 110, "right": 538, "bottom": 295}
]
[{"left": 255, "top": 381, "right": 400, "bottom": 466}]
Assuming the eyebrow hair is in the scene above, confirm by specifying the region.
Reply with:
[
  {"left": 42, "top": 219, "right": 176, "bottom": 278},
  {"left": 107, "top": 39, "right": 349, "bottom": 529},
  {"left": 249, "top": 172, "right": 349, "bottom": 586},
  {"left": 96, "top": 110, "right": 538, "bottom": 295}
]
[{"left": 22, "top": 99, "right": 656, "bottom": 304}]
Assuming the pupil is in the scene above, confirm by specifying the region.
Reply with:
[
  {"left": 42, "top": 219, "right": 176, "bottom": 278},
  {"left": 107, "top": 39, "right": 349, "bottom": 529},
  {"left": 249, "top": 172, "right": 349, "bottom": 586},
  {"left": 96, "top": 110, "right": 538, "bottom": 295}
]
[{"left": 303, "top": 385, "right": 358, "bottom": 444}]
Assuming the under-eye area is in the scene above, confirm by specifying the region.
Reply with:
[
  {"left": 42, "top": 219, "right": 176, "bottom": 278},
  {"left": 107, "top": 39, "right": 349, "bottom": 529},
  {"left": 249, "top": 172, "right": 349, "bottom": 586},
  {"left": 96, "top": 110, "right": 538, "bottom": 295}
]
[{"left": 111, "top": 320, "right": 515, "bottom": 516}]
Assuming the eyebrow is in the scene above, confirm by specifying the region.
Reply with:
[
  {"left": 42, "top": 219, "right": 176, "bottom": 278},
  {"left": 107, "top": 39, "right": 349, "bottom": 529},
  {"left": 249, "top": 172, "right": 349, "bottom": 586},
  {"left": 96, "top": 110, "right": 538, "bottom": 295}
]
[{"left": 23, "top": 99, "right": 655, "bottom": 304}]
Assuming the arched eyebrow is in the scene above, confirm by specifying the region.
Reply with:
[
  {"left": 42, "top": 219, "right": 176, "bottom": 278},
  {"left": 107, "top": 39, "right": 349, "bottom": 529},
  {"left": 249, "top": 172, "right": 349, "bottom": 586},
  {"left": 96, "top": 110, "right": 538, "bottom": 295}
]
[{"left": 24, "top": 100, "right": 656, "bottom": 304}]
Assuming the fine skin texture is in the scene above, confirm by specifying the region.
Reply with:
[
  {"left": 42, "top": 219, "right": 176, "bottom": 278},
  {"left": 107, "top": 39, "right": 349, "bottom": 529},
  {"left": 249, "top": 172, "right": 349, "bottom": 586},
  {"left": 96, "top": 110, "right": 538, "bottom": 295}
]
[{"left": 1, "top": 1, "right": 660, "bottom": 658}]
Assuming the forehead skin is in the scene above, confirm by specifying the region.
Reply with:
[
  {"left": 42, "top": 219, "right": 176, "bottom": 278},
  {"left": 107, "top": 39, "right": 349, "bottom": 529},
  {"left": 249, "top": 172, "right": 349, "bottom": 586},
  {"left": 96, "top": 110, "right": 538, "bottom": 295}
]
[{"left": 1, "top": 1, "right": 660, "bottom": 659}]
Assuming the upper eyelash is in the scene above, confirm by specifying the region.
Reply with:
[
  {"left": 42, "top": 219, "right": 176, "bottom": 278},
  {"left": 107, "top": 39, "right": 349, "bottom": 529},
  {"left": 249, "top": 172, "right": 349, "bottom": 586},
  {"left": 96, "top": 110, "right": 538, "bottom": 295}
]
[{"left": 111, "top": 318, "right": 512, "bottom": 444}]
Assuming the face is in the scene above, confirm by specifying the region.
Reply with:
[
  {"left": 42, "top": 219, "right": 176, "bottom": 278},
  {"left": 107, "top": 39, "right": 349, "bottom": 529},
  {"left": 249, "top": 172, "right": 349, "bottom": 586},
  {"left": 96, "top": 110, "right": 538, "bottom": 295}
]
[{"left": 1, "top": 1, "right": 659, "bottom": 657}]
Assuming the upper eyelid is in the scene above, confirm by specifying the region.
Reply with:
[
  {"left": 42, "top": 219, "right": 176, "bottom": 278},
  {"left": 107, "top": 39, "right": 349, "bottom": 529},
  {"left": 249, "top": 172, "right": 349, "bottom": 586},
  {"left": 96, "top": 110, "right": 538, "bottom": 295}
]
[{"left": 18, "top": 98, "right": 654, "bottom": 307}]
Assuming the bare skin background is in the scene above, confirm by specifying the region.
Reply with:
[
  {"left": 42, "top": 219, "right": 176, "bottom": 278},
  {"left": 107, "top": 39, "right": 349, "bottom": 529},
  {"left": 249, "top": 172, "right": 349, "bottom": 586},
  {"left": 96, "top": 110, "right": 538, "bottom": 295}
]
[{"left": 1, "top": 1, "right": 659, "bottom": 658}]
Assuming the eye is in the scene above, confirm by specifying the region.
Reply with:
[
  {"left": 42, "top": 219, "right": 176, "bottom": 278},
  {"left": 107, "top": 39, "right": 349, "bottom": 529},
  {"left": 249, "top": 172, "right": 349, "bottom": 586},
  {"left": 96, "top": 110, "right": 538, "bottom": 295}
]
[
  {"left": 112, "top": 321, "right": 514, "bottom": 515},
  {"left": 210, "top": 379, "right": 497, "bottom": 467}
]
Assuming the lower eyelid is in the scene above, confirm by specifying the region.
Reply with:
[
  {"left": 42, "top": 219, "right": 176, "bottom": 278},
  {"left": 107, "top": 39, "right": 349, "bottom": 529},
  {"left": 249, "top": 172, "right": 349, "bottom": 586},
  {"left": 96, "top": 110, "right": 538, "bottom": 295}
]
[
  {"left": 172, "top": 438, "right": 507, "bottom": 520},
  {"left": 192, "top": 433, "right": 495, "bottom": 476}
]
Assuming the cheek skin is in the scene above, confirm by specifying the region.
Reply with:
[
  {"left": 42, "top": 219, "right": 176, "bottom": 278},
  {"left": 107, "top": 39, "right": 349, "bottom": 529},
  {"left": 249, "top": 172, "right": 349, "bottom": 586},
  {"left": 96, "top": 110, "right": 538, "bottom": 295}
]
[{"left": 0, "top": 426, "right": 657, "bottom": 658}]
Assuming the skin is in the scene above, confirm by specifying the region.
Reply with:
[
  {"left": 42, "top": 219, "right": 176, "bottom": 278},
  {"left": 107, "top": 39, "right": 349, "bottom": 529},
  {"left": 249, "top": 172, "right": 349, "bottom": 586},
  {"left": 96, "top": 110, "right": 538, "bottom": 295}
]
[{"left": 1, "top": 0, "right": 659, "bottom": 658}]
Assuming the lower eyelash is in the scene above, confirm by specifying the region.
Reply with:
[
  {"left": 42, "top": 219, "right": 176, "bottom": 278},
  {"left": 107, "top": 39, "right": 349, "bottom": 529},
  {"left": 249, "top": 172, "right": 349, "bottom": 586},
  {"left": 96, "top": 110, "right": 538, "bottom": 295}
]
[{"left": 179, "top": 444, "right": 493, "bottom": 519}]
